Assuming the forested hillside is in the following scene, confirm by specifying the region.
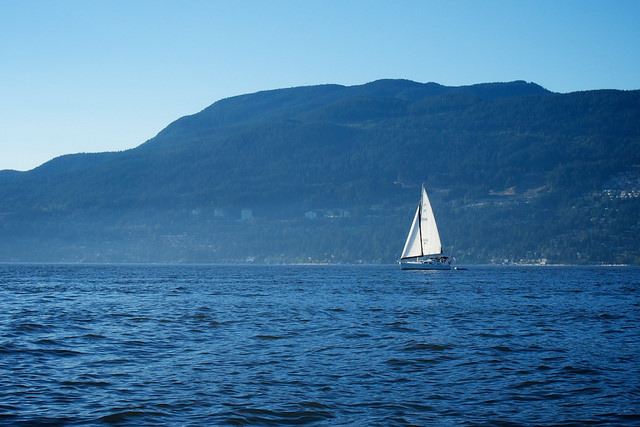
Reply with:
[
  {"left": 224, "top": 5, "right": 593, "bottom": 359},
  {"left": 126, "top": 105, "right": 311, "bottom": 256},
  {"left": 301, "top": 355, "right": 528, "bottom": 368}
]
[{"left": 1, "top": 80, "right": 639, "bottom": 264}]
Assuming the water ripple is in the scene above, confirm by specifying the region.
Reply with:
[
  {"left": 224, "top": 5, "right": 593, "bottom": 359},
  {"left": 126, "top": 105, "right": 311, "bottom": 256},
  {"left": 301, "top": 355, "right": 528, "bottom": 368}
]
[{"left": 0, "top": 264, "right": 638, "bottom": 425}]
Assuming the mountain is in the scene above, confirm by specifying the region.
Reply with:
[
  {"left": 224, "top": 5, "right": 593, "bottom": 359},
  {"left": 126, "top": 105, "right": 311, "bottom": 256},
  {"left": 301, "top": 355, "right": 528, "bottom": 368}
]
[{"left": 1, "top": 79, "right": 639, "bottom": 264}]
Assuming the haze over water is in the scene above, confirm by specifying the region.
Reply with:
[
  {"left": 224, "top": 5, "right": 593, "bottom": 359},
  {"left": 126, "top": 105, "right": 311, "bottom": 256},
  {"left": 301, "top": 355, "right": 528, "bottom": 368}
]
[{"left": 1, "top": 264, "right": 638, "bottom": 425}]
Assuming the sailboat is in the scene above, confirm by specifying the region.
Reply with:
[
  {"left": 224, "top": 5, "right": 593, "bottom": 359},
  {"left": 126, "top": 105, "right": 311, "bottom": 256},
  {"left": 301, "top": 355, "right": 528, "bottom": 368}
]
[{"left": 399, "top": 185, "right": 451, "bottom": 270}]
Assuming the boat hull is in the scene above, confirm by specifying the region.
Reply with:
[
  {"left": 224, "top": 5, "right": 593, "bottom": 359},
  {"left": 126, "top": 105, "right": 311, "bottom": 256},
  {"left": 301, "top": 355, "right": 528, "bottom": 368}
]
[{"left": 399, "top": 258, "right": 451, "bottom": 270}]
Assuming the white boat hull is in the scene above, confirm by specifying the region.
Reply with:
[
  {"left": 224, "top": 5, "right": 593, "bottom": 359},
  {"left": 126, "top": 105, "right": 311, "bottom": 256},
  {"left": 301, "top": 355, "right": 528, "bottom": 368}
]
[{"left": 400, "top": 258, "right": 451, "bottom": 270}]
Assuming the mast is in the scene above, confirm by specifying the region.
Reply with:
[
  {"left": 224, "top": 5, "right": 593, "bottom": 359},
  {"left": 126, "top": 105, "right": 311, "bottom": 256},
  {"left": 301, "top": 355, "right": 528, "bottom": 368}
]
[{"left": 418, "top": 189, "right": 424, "bottom": 257}]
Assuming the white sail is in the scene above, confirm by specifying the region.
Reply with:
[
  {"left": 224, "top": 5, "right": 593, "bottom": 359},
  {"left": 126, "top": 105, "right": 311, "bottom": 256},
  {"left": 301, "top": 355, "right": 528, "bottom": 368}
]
[
  {"left": 400, "top": 185, "right": 442, "bottom": 260},
  {"left": 400, "top": 204, "right": 422, "bottom": 259},
  {"left": 399, "top": 185, "right": 450, "bottom": 270},
  {"left": 419, "top": 186, "right": 443, "bottom": 256}
]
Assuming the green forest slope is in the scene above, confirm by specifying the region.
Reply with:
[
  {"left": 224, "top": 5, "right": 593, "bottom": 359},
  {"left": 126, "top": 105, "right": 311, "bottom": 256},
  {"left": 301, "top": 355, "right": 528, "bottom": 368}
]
[{"left": 1, "top": 80, "right": 639, "bottom": 264}]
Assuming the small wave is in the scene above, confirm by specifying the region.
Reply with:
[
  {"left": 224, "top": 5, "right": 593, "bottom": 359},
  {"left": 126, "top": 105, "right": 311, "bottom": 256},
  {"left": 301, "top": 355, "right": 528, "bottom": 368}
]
[
  {"left": 341, "top": 332, "right": 371, "bottom": 339},
  {"left": 254, "top": 334, "right": 283, "bottom": 340},
  {"left": 386, "top": 357, "right": 440, "bottom": 367},
  {"left": 219, "top": 405, "right": 334, "bottom": 425},
  {"left": 386, "top": 358, "right": 412, "bottom": 366},
  {"left": 491, "top": 345, "right": 514, "bottom": 352},
  {"left": 122, "top": 340, "right": 148, "bottom": 346},
  {"left": 0, "top": 344, "right": 19, "bottom": 354},
  {"left": 299, "top": 400, "right": 332, "bottom": 410},
  {"left": 61, "top": 379, "right": 110, "bottom": 387},
  {"left": 475, "top": 331, "right": 515, "bottom": 339},
  {"left": 387, "top": 322, "right": 418, "bottom": 333},
  {"left": 599, "top": 313, "right": 624, "bottom": 320},
  {"left": 34, "top": 338, "right": 61, "bottom": 346},
  {"left": 401, "top": 342, "right": 453, "bottom": 352},
  {"left": 208, "top": 320, "right": 230, "bottom": 327},
  {"left": 130, "top": 316, "right": 153, "bottom": 322},
  {"left": 15, "top": 347, "right": 85, "bottom": 357},
  {"left": 14, "top": 322, "right": 52, "bottom": 332},
  {"left": 83, "top": 333, "right": 106, "bottom": 339},
  {"left": 98, "top": 409, "right": 171, "bottom": 424},
  {"left": 562, "top": 365, "right": 599, "bottom": 375},
  {"left": 510, "top": 380, "right": 549, "bottom": 389},
  {"left": 1, "top": 414, "right": 76, "bottom": 425}
]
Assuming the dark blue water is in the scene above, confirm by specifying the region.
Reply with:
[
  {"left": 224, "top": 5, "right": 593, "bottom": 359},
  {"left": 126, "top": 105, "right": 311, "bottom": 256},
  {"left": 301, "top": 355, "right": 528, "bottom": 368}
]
[{"left": 0, "top": 264, "right": 638, "bottom": 426}]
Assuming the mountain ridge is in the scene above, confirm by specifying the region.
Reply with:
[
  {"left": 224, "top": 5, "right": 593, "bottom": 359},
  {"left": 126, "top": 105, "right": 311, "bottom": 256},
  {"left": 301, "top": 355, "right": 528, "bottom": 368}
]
[{"left": 1, "top": 79, "right": 638, "bottom": 264}]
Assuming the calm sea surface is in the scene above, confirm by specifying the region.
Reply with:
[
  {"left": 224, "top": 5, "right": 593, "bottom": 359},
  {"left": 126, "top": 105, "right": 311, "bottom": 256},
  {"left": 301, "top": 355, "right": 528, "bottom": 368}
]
[{"left": 0, "top": 264, "right": 638, "bottom": 426}]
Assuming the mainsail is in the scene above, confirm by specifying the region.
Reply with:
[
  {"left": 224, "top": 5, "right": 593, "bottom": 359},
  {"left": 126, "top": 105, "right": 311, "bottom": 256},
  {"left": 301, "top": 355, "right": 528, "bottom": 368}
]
[{"left": 400, "top": 186, "right": 443, "bottom": 259}]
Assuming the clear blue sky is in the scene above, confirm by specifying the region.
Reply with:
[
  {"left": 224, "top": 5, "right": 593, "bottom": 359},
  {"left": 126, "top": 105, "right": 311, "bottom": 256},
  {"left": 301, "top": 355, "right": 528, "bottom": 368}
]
[{"left": 2, "top": 0, "right": 639, "bottom": 171}]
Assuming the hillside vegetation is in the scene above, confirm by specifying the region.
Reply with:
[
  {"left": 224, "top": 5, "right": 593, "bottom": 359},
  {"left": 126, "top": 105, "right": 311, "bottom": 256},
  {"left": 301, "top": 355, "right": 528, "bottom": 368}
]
[{"left": 1, "top": 79, "right": 639, "bottom": 264}]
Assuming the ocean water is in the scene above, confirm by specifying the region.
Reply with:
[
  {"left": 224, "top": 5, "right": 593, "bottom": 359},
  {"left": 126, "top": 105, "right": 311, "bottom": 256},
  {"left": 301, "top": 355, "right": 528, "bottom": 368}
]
[{"left": 0, "top": 264, "right": 638, "bottom": 426}]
